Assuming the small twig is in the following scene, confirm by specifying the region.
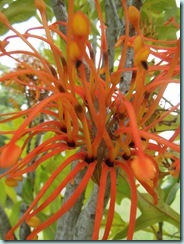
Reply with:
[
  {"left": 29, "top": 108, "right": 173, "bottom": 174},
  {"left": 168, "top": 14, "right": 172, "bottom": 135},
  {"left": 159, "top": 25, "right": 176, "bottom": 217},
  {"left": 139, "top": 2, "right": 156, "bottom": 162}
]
[{"left": 157, "top": 222, "right": 163, "bottom": 240}]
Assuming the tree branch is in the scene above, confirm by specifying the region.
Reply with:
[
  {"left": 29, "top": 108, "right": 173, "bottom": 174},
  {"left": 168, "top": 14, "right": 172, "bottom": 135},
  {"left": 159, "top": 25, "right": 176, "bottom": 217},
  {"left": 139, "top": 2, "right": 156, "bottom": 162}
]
[
  {"left": 54, "top": 162, "right": 86, "bottom": 240},
  {"left": 0, "top": 203, "right": 16, "bottom": 240},
  {"left": 105, "top": 0, "right": 120, "bottom": 71},
  {"left": 73, "top": 176, "right": 111, "bottom": 240},
  {"left": 19, "top": 203, "right": 31, "bottom": 240},
  {"left": 119, "top": 0, "right": 143, "bottom": 93},
  {"left": 50, "top": 0, "right": 68, "bottom": 35}
]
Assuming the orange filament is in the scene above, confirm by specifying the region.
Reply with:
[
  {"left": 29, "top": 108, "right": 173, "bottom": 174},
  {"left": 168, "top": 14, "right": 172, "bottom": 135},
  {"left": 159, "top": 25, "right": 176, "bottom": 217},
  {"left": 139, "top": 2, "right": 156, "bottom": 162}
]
[
  {"left": 116, "top": 160, "right": 137, "bottom": 240},
  {"left": 102, "top": 167, "right": 116, "bottom": 240},
  {"left": 92, "top": 163, "right": 108, "bottom": 240}
]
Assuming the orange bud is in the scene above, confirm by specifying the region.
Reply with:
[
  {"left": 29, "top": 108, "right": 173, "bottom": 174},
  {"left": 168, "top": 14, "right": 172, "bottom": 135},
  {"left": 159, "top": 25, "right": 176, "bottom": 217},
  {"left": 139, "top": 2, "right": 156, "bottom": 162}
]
[
  {"left": 128, "top": 6, "right": 140, "bottom": 30},
  {"left": 130, "top": 155, "right": 157, "bottom": 182},
  {"left": 34, "top": 0, "right": 46, "bottom": 12},
  {"left": 5, "top": 178, "right": 18, "bottom": 187},
  {"left": 0, "top": 12, "right": 9, "bottom": 25},
  {"left": 132, "top": 36, "right": 144, "bottom": 54},
  {"left": 26, "top": 216, "right": 41, "bottom": 228},
  {"left": 71, "top": 11, "right": 90, "bottom": 40},
  {"left": 111, "top": 71, "right": 120, "bottom": 85},
  {"left": 68, "top": 40, "right": 81, "bottom": 62},
  {"left": 0, "top": 144, "right": 21, "bottom": 169}
]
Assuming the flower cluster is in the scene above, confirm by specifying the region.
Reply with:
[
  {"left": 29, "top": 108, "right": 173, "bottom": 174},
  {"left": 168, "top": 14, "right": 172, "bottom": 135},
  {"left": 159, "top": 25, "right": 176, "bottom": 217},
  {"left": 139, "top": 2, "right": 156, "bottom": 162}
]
[{"left": 0, "top": 0, "right": 180, "bottom": 240}]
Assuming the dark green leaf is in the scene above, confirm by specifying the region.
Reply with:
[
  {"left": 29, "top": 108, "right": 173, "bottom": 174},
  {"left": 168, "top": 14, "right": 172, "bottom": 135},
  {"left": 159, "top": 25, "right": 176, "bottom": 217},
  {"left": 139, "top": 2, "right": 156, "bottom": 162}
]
[
  {"left": 22, "top": 178, "right": 34, "bottom": 204},
  {"left": 162, "top": 175, "right": 180, "bottom": 205}
]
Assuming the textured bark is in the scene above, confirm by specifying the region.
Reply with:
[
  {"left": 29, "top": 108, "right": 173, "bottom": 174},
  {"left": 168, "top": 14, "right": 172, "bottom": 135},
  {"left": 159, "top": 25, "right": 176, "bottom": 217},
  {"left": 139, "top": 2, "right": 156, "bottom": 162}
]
[
  {"left": 54, "top": 162, "right": 86, "bottom": 240},
  {"left": 105, "top": 0, "right": 120, "bottom": 71},
  {"left": 120, "top": 0, "right": 143, "bottom": 93},
  {"left": 19, "top": 203, "right": 31, "bottom": 240},
  {"left": 72, "top": 184, "right": 98, "bottom": 240},
  {"left": 50, "top": 0, "right": 67, "bottom": 35},
  {"left": 73, "top": 175, "right": 111, "bottom": 240},
  {"left": 0, "top": 203, "right": 16, "bottom": 240}
]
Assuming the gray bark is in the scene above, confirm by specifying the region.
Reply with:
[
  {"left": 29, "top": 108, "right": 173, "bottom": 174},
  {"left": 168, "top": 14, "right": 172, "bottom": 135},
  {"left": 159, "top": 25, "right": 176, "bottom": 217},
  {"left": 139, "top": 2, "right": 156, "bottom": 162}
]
[
  {"left": 73, "top": 174, "right": 111, "bottom": 240},
  {"left": 50, "top": 0, "right": 67, "bottom": 35},
  {"left": 73, "top": 184, "right": 98, "bottom": 240},
  {"left": 105, "top": 0, "right": 120, "bottom": 71},
  {"left": 0, "top": 203, "right": 16, "bottom": 240},
  {"left": 19, "top": 203, "right": 31, "bottom": 240},
  {"left": 120, "top": 0, "right": 143, "bottom": 93},
  {"left": 55, "top": 162, "right": 86, "bottom": 240}
]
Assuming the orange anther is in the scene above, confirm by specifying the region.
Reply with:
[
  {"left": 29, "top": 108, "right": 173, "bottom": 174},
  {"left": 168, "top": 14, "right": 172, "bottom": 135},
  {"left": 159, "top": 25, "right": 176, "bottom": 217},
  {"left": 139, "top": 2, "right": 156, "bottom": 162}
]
[
  {"left": 26, "top": 216, "right": 41, "bottom": 228},
  {"left": 5, "top": 178, "right": 18, "bottom": 187}
]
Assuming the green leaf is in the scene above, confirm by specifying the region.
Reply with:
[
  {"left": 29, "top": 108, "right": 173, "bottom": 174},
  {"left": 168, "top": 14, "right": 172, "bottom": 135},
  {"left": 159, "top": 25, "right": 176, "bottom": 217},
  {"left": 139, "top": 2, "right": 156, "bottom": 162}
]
[
  {"left": 50, "top": 196, "right": 62, "bottom": 214},
  {"left": 22, "top": 178, "right": 34, "bottom": 204},
  {"left": 162, "top": 175, "right": 180, "bottom": 205},
  {"left": 106, "top": 211, "right": 127, "bottom": 240},
  {"left": 113, "top": 191, "right": 180, "bottom": 240},
  {"left": 116, "top": 171, "right": 131, "bottom": 204},
  {"left": 4, "top": 180, "right": 17, "bottom": 203},
  {"left": 9, "top": 201, "right": 22, "bottom": 227},
  {"left": 0, "top": 0, "right": 36, "bottom": 35},
  {"left": 141, "top": 0, "right": 179, "bottom": 41},
  {"left": 38, "top": 212, "right": 56, "bottom": 240},
  {"left": 0, "top": 180, "right": 6, "bottom": 206}
]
